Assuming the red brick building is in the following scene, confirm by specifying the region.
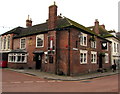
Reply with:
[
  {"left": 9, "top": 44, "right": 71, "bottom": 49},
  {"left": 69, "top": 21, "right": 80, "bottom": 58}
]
[{"left": 0, "top": 3, "right": 112, "bottom": 75}]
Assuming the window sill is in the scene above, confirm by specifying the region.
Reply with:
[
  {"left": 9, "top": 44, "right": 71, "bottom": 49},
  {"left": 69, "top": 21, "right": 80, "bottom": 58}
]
[
  {"left": 91, "top": 62, "right": 97, "bottom": 64},
  {"left": 80, "top": 63, "right": 87, "bottom": 64},
  {"left": 80, "top": 45, "right": 87, "bottom": 47},
  {"left": 36, "top": 46, "right": 44, "bottom": 48}
]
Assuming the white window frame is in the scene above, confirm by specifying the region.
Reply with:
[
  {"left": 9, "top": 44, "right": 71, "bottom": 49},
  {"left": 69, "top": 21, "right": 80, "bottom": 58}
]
[
  {"left": 7, "top": 36, "right": 10, "bottom": 50},
  {"left": 1, "top": 37, "right": 4, "bottom": 50},
  {"left": 8, "top": 53, "right": 27, "bottom": 63},
  {"left": 3, "top": 36, "right": 7, "bottom": 50},
  {"left": 91, "top": 41, "right": 96, "bottom": 48},
  {"left": 105, "top": 53, "right": 109, "bottom": 63},
  {"left": 20, "top": 38, "right": 26, "bottom": 49},
  {"left": 36, "top": 34, "right": 44, "bottom": 48},
  {"left": 80, "top": 33, "right": 87, "bottom": 46},
  {"left": 117, "top": 44, "right": 119, "bottom": 52},
  {"left": 80, "top": 50, "right": 87, "bottom": 64},
  {"left": 91, "top": 51, "right": 97, "bottom": 63},
  {"left": 114, "top": 43, "right": 116, "bottom": 52},
  {"left": 0, "top": 37, "right": 2, "bottom": 50}
]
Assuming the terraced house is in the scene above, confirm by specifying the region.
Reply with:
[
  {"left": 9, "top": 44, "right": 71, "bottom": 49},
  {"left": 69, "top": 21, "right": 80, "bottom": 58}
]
[
  {"left": 0, "top": 3, "right": 112, "bottom": 76},
  {"left": 88, "top": 23, "right": 120, "bottom": 69}
]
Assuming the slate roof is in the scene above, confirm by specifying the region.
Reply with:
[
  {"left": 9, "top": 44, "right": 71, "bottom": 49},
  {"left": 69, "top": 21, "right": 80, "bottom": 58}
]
[
  {"left": 1, "top": 27, "right": 24, "bottom": 35},
  {"left": 0, "top": 17, "right": 111, "bottom": 42},
  {"left": 116, "top": 32, "right": 120, "bottom": 39},
  {"left": 88, "top": 26, "right": 120, "bottom": 41},
  {"left": 88, "top": 26, "right": 114, "bottom": 37}
]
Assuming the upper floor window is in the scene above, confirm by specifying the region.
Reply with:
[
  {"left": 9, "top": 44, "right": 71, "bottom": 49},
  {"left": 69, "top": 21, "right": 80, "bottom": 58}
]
[
  {"left": 0, "top": 37, "right": 2, "bottom": 50},
  {"left": 91, "top": 51, "right": 97, "bottom": 63},
  {"left": 91, "top": 41, "right": 96, "bottom": 48},
  {"left": 117, "top": 44, "right": 119, "bottom": 52},
  {"left": 20, "top": 38, "right": 26, "bottom": 49},
  {"left": 80, "top": 50, "right": 87, "bottom": 64},
  {"left": 114, "top": 43, "right": 116, "bottom": 52},
  {"left": 36, "top": 34, "right": 44, "bottom": 48},
  {"left": 3, "top": 37, "right": 6, "bottom": 49},
  {"left": 80, "top": 33, "right": 87, "bottom": 46},
  {"left": 7, "top": 36, "right": 10, "bottom": 49}
]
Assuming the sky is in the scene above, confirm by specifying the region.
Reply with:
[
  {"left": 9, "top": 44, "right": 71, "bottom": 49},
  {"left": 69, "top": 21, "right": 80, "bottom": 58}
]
[{"left": 0, "top": 0, "right": 119, "bottom": 34}]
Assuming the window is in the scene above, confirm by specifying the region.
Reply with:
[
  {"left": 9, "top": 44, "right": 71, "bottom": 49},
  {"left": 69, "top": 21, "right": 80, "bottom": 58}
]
[
  {"left": 114, "top": 43, "right": 116, "bottom": 52},
  {"left": 80, "top": 33, "right": 87, "bottom": 46},
  {"left": 91, "top": 51, "right": 97, "bottom": 63},
  {"left": 36, "top": 34, "right": 44, "bottom": 47},
  {"left": 91, "top": 41, "right": 96, "bottom": 48},
  {"left": 7, "top": 36, "right": 10, "bottom": 49},
  {"left": 8, "top": 53, "right": 27, "bottom": 63},
  {"left": 80, "top": 50, "right": 87, "bottom": 64},
  {"left": 117, "top": 44, "right": 119, "bottom": 52},
  {"left": 105, "top": 53, "right": 109, "bottom": 63},
  {"left": 3, "top": 37, "right": 6, "bottom": 49},
  {"left": 0, "top": 37, "right": 2, "bottom": 50},
  {"left": 20, "top": 38, "right": 26, "bottom": 49}
]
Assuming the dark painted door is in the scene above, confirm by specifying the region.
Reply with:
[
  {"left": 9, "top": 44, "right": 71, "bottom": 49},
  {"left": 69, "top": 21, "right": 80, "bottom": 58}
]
[
  {"left": 35, "top": 55, "right": 42, "bottom": 69},
  {"left": 99, "top": 56, "right": 103, "bottom": 68}
]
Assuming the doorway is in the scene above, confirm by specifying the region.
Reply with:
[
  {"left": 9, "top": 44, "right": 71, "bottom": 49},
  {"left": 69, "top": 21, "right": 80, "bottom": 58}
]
[
  {"left": 35, "top": 54, "right": 42, "bottom": 69},
  {"left": 99, "top": 55, "right": 103, "bottom": 68}
]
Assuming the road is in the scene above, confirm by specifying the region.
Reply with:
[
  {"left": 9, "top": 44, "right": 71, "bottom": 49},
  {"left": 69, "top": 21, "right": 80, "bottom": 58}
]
[{"left": 1, "top": 69, "right": 119, "bottom": 92}]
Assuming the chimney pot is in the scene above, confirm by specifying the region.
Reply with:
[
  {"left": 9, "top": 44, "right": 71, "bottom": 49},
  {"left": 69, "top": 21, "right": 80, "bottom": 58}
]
[{"left": 26, "top": 15, "right": 32, "bottom": 27}]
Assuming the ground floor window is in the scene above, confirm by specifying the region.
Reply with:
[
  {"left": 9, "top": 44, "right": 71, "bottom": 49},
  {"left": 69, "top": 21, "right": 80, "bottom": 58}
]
[
  {"left": 91, "top": 51, "right": 97, "bottom": 63},
  {"left": 80, "top": 50, "right": 87, "bottom": 64},
  {"left": 8, "top": 53, "right": 27, "bottom": 63},
  {"left": 105, "top": 53, "right": 109, "bottom": 63}
]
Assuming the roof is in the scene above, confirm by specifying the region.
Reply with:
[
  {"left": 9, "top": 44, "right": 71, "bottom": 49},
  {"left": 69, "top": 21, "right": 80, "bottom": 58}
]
[
  {"left": 88, "top": 25, "right": 120, "bottom": 41},
  {"left": 1, "top": 27, "right": 24, "bottom": 35},
  {"left": 0, "top": 17, "right": 111, "bottom": 42},
  {"left": 116, "top": 32, "right": 120, "bottom": 39}
]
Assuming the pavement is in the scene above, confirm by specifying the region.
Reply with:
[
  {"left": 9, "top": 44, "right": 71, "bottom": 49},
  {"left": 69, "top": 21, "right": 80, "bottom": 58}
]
[{"left": 6, "top": 68, "right": 119, "bottom": 81}]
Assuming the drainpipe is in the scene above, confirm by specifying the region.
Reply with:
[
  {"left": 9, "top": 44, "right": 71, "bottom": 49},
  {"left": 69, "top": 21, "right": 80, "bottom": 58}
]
[
  {"left": 55, "top": 31, "right": 58, "bottom": 75},
  {"left": 67, "top": 28, "right": 70, "bottom": 76}
]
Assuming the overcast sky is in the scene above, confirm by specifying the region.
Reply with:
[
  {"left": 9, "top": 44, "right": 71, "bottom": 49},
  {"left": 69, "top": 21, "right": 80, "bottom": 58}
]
[{"left": 0, "top": 0, "right": 119, "bottom": 34}]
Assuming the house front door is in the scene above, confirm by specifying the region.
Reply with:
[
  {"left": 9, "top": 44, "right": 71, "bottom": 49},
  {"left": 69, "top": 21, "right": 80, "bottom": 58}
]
[
  {"left": 35, "top": 54, "right": 42, "bottom": 69},
  {"left": 99, "top": 55, "right": 103, "bottom": 68}
]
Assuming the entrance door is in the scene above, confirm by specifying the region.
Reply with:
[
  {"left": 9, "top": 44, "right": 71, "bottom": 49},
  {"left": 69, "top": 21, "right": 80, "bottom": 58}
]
[
  {"left": 35, "top": 54, "right": 42, "bottom": 69},
  {"left": 99, "top": 55, "right": 103, "bottom": 68}
]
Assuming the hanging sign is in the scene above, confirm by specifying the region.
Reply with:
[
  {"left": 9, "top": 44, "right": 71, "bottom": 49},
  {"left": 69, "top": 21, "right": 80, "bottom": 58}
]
[{"left": 102, "top": 42, "right": 107, "bottom": 49}]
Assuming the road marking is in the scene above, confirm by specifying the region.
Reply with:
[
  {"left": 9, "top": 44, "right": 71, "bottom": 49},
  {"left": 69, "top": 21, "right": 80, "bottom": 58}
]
[
  {"left": 10, "top": 81, "right": 21, "bottom": 84},
  {"left": 56, "top": 80, "right": 62, "bottom": 82},
  {"left": 47, "top": 80, "right": 56, "bottom": 82},
  {"left": 24, "top": 81, "right": 34, "bottom": 83},
  {"left": 36, "top": 81, "right": 46, "bottom": 83}
]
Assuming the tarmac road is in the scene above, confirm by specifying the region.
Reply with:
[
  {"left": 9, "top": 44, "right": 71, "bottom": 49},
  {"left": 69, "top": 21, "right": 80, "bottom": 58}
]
[{"left": 1, "top": 69, "right": 119, "bottom": 92}]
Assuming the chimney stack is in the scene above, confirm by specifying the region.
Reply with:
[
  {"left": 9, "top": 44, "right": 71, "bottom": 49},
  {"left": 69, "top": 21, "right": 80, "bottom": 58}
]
[
  {"left": 26, "top": 15, "right": 32, "bottom": 27},
  {"left": 101, "top": 24, "right": 105, "bottom": 29},
  {"left": 94, "top": 19, "right": 100, "bottom": 35},
  {"left": 48, "top": 2, "right": 57, "bottom": 29}
]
